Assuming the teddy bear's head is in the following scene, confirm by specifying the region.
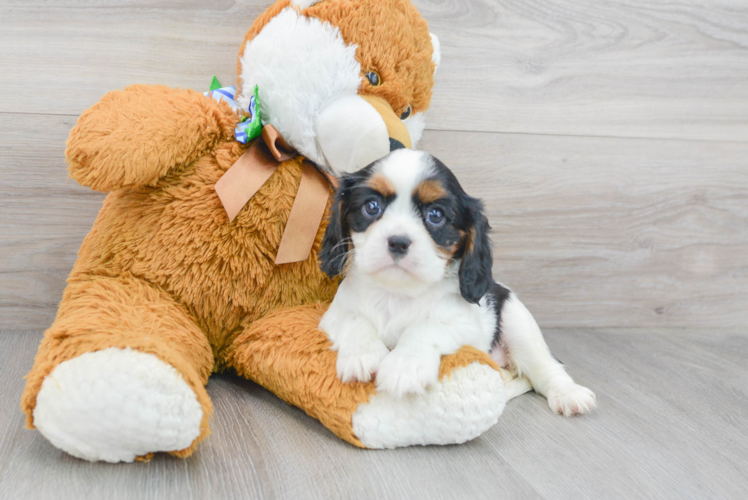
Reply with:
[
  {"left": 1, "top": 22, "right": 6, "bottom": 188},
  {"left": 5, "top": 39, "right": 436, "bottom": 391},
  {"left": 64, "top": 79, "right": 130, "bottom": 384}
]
[{"left": 236, "top": 0, "right": 440, "bottom": 175}]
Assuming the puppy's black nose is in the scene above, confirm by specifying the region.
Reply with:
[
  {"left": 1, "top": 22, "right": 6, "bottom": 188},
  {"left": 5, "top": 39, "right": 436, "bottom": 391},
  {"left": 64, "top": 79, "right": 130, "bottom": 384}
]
[{"left": 387, "top": 235, "right": 411, "bottom": 256}]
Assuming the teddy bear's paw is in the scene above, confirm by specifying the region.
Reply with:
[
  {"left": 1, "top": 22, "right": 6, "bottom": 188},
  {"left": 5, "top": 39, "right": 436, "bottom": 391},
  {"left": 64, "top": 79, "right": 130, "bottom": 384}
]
[
  {"left": 353, "top": 361, "right": 505, "bottom": 448},
  {"left": 547, "top": 383, "right": 597, "bottom": 417},
  {"left": 33, "top": 347, "right": 203, "bottom": 463}
]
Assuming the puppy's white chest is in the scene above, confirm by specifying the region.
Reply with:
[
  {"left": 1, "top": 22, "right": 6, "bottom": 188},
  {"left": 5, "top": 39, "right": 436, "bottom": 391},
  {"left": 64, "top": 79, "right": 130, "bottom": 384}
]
[
  {"left": 368, "top": 294, "right": 425, "bottom": 349},
  {"left": 321, "top": 273, "right": 495, "bottom": 355},
  {"left": 361, "top": 285, "right": 489, "bottom": 350}
]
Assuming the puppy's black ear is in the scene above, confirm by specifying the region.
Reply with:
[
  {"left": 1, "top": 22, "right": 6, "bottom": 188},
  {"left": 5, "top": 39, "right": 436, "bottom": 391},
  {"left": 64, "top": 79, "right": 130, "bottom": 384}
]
[
  {"left": 458, "top": 196, "right": 493, "bottom": 304},
  {"left": 319, "top": 176, "right": 354, "bottom": 279}
]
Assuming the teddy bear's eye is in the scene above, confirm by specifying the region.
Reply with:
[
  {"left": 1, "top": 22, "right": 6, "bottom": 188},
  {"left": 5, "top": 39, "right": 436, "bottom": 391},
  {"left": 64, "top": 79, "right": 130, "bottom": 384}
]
[
  {"left": 365, "top": 71, "right": 381, "bottom": 87},
  {"left": 400, "top": 104, "right": 412, "bottom": 120}
]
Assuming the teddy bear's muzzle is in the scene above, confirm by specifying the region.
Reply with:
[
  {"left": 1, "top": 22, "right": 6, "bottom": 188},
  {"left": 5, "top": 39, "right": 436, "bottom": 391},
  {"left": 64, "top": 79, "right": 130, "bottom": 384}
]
[{"left": 313, "top": 94, "right": 412, "bottom": 175}]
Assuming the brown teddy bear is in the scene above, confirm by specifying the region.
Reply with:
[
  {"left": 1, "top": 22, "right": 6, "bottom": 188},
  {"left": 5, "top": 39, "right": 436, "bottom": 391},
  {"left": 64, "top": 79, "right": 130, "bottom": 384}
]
[{"left": 20, "top": 0, "right": 509, "bottom": 463}]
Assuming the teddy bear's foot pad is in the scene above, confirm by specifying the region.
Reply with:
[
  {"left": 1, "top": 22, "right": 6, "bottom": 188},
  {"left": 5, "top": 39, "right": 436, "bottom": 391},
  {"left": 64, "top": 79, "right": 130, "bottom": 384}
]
[
  {"left": 33, "top": 347, "right": 203, "bottom": 463},
  {"left": 352, "top": 361, "right": 506, "bottom": 448}
]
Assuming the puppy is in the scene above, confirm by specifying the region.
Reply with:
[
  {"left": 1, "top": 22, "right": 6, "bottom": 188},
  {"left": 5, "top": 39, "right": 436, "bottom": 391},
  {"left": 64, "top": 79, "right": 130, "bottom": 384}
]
[{"left": 318, "top": 149, "right": 596, "bottom": 416}]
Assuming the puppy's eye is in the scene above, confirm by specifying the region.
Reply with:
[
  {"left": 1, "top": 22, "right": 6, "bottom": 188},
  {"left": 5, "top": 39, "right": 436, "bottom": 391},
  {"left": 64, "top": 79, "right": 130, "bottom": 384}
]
[
  {"left": 426, "top": 207, "right": 445, "bottom": 227},
  {"left": 365, "top": 71, "right": 381, "bottom": 87},
  {"left": 400, "top": 104, "right": 412, "bottom": 120},
  {"left": 363, "top": 199, "right": 382, "bottom": 218}
]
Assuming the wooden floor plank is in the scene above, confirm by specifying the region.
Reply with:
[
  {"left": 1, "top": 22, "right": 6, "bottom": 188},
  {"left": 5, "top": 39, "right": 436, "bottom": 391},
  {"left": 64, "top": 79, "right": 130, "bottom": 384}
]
[
  {"left": 1, "top": 0, "right": 747, "bottom": 141},
  {"left": 2, "top": 112, "right": 745, "bottom": 330},
  {"left": 487, "top": 328, "right": 748, "bottom": 499},
  {"left": 2, "top": 328, "right": 746, "bottom": 499}
]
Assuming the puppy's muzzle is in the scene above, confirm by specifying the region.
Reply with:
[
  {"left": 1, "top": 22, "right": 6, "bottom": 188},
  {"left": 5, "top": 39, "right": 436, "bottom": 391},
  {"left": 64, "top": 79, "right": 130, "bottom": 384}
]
[{"left": 387, "top": 235, "right": 411, "bottom": 258}]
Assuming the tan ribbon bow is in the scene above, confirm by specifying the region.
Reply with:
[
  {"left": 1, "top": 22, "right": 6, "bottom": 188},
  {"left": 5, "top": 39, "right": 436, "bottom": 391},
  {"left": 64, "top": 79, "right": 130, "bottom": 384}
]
[{"left": 215, "top": 125, "right": 333, "bottom": 265}]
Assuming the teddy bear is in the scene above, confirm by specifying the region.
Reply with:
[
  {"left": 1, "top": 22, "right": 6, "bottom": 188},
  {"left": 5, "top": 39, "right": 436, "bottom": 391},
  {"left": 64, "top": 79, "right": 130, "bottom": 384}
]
[{"left": 20, "top": 0, "right": 510, "bottom": 463}]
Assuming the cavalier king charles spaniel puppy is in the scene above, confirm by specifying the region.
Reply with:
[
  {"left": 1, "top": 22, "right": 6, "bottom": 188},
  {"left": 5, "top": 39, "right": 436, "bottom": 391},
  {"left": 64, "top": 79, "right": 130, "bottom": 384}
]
[{"left": 318, "top": 149, "right": 596, "bottom": 416}]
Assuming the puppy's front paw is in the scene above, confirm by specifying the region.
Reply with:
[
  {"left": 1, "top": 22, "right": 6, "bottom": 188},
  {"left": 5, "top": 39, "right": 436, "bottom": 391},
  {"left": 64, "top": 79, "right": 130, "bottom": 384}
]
[
  {"left": 375, "top": 351, "right": 441, "bottom": 398},
  {"left": 547, "top": 383, "right": 597, "bottom": 417},
  {"left": 336, "top": 340, "right": 390, "bottom": 384}
]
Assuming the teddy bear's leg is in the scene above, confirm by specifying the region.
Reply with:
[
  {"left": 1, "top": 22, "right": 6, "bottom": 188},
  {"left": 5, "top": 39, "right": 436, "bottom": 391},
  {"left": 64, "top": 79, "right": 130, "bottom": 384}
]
[
  {"left": 20, "top": 277, "right": 215, "bottom": 463},
  {"left": 224, "top": 304, "right": 508, "bottom": 449}
]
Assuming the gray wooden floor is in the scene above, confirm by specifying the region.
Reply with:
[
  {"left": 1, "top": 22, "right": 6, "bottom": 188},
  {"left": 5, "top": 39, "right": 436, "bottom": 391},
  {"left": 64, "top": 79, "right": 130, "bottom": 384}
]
[
  {"left": 2, "top": 0, "right": 748, "bottom": 498},
  {"left": 1, "top": 328, "right": 747, "bottom": 499}
]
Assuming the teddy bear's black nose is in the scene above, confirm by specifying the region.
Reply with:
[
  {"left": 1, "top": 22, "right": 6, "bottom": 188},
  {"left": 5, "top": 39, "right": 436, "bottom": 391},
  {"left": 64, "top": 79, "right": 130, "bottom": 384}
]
[{"left": 389, "top": 138, "right": 406, "bottom": 151}]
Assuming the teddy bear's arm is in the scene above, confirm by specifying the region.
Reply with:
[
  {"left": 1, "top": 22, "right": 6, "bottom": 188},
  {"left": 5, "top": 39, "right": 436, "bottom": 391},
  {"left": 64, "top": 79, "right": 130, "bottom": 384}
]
[
  {"left": 226, "top": 304, "right": 507, "bottom": 449},
  {"left": 66, "top": 85, "right": 238, "bottom": 192}
]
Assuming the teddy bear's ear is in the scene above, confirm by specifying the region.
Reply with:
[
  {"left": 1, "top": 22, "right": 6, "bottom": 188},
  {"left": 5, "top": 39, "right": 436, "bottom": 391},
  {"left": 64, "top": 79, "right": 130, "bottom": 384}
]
[
  {"left": 430, "top": 33, "right": 441, "bottom": 75},
  {"left": 291, "top": 0, "right": 323, "bottom": 8}
]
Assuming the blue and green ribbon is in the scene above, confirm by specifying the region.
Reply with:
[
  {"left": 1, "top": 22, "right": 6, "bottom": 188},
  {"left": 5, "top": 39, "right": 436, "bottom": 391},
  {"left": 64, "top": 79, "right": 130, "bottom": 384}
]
[{"left": 203, "top": 76, "right": 262, "bottom": 144}]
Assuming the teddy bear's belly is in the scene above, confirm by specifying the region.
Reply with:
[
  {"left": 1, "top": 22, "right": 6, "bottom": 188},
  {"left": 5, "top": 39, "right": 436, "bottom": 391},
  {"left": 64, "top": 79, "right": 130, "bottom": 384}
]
[{"left": 69, "top": 151, "right": 337, "bottom": 350}]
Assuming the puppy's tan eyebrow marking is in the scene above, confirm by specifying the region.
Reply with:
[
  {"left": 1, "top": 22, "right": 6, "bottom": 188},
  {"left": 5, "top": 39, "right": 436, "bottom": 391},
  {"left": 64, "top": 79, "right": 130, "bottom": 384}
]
[
  {"left": 414, "top": 179, "right": 448, "bottom": 204},
  {"left": 367, "top": 173, "right": 396, "bottom": 197}
]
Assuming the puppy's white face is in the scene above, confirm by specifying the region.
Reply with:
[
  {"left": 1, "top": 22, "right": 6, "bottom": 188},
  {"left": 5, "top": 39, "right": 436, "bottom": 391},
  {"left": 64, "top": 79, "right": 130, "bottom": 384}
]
[
  {"left": 350, "top": 151, "right": 448, "bottom": 289},
  {"left": 320, "top": 149, "right": 493, "bottom": 303}
]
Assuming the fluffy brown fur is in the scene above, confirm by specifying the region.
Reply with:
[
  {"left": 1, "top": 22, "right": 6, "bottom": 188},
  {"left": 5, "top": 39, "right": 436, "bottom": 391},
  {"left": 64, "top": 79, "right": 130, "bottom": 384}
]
[
  {"left": 21, "top": 0, "right": 499, "bottom": 456},
  {"left": 225, "top": 305, "right": 502, "bottom": 448}
]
